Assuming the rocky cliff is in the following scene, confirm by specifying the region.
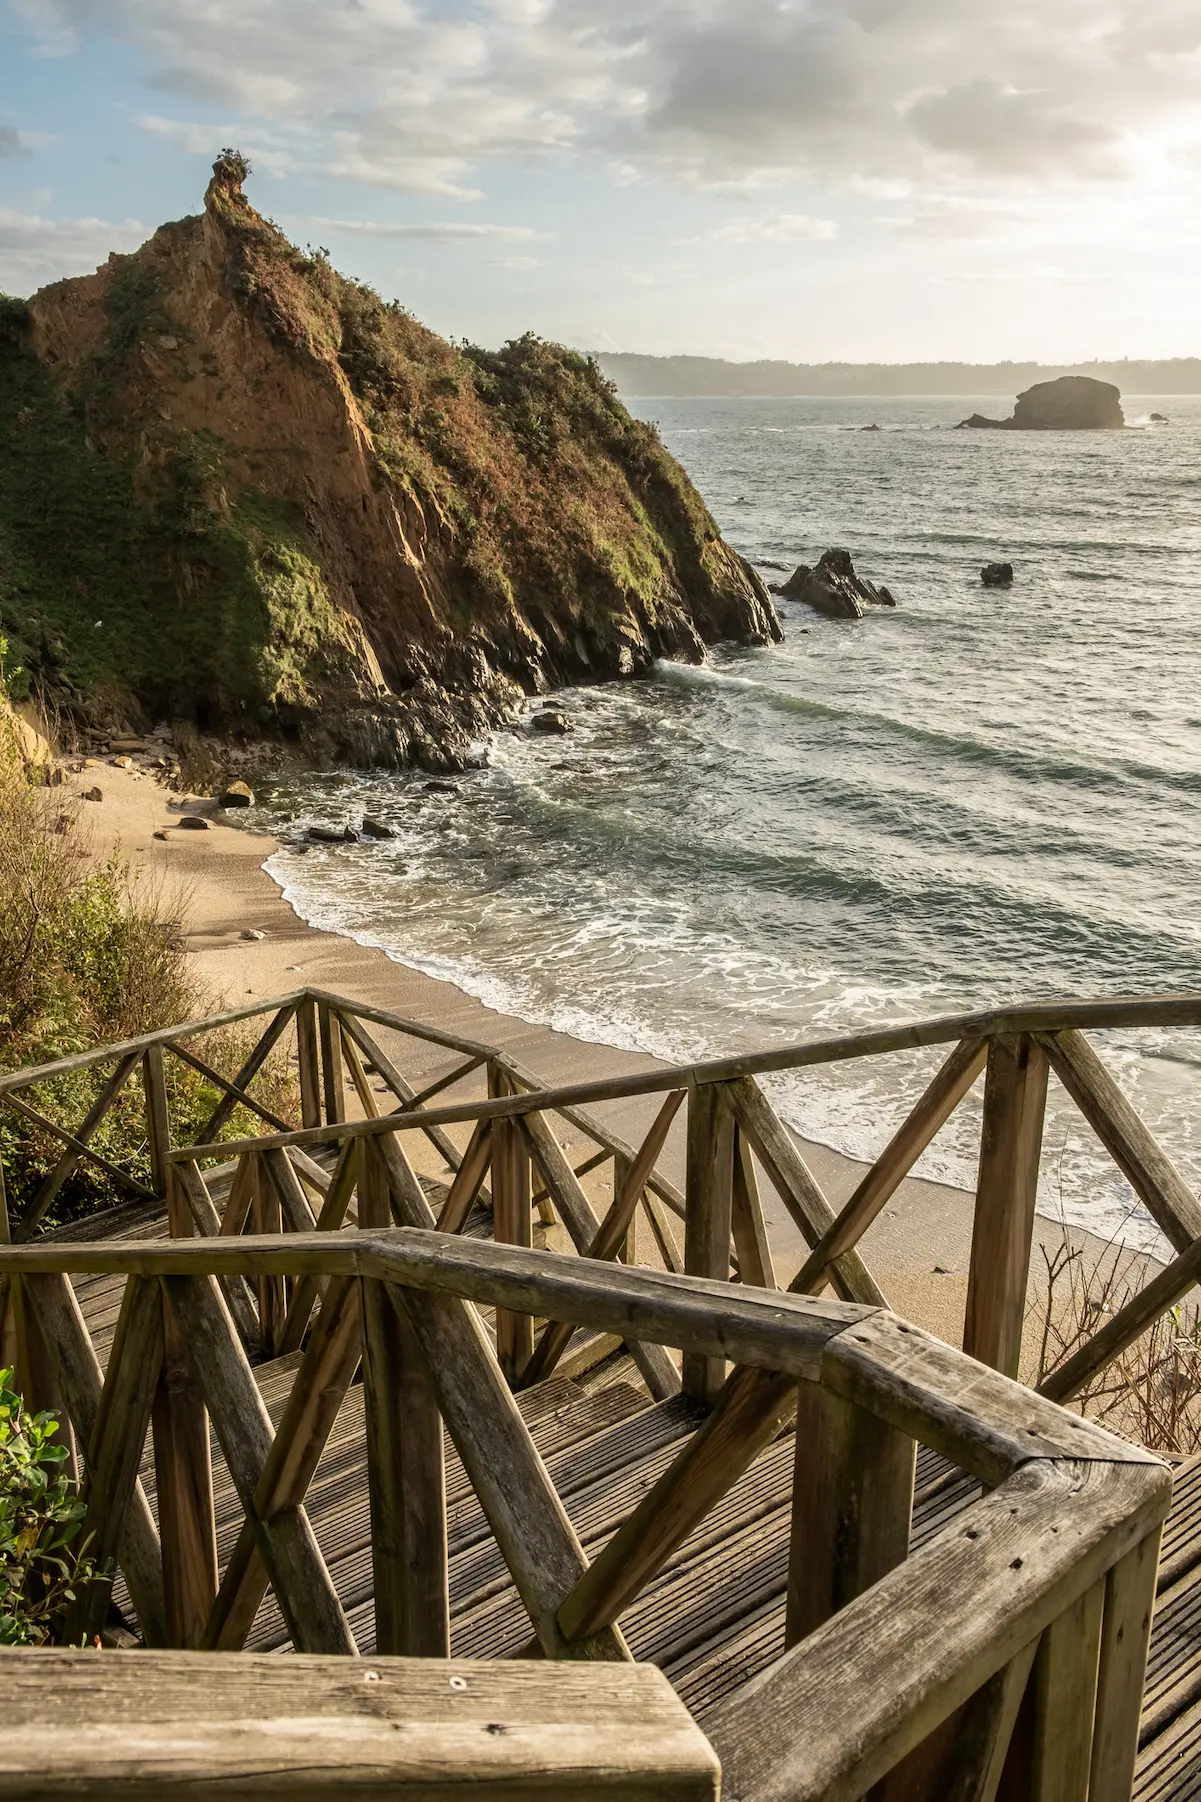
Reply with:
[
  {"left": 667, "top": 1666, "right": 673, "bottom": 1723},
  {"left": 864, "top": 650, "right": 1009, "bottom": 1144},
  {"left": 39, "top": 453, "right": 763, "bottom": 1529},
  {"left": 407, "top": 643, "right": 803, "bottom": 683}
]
[{"left": 0, "top": 155, "right": 778, "bottom": 769}]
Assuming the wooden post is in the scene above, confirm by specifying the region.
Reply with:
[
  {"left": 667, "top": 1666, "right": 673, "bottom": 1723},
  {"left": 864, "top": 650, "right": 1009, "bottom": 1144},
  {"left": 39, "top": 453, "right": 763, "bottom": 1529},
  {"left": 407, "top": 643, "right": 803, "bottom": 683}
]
[
  {"left": 490, "top": 1068, "right": 533, "bottom": 1384},
  {"left": 683, "top": 1084, "right": 734, "bottom": 1403},
  {"left": 963, "top": 1034, "right": 1049, "bottom": 1378},
  {"left": 357, "top": 1138, "right": 449, "bottom": 1657},
  {"left": 731, "top": 1126, "right": 775, "bottom": 1289},
  {"left": 1030, "top": 1580, "right": 1104, "bottom": 1802},
  {"left": 153, "top": 1250, "right": 217, "bottom": 1642},
  {"left": 67, "top": 1275, "right": 164, "bottom": 1645},
  {"left": 248, "top": 1153, "right": 286, "bottom": 1357},
  {"left": 614, "top": 1152, "right": 637, "bottom": 1264},
  {"left": 1087, "top": 1532, "right": 1162, "bottom": 1802},
  {"left": 785, "top": 1380, "right": 915, "bottom": 1649},
  {"left": 154, "top": 1169, "right": 217, "bottom": 1646},
  {"left": 143, "top": 1045, "right": 171, "bottom": 1196},
  {"left": 318, "top": 1002, "right": 345, "bottom": 1126},
  {"left": 296, "top": 999, "right": 322, "bottom": 1129}
]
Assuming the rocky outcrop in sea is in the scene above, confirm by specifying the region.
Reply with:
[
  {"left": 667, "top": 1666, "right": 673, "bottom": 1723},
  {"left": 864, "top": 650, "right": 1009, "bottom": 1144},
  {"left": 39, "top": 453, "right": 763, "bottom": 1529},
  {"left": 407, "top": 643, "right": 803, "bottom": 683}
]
[
  {"left": 772, "top": 549, "right": 897, "bottom": 619},
  {"left": 959, "top": 375, "right": 1124, "bottom": 431}
]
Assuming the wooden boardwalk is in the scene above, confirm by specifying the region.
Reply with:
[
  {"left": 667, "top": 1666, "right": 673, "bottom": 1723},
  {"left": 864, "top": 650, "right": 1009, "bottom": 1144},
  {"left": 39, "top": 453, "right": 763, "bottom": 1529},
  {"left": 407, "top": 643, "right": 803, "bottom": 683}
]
[
  {"left": 62, "top": 1201, "right": 1201, "bottom": 1797},
  {"left": 9, "top": 985, "right": 1201, "bottom": 1797}
]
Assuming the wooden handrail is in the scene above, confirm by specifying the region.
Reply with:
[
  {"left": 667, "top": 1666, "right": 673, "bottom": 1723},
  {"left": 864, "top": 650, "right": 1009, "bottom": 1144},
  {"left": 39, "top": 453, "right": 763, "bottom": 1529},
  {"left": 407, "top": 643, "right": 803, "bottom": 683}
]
[
  {"left": 172, "top": 991, "right": 1201, "bottom": 1165},
  {"left": 1, "top": 1225, "right": 1168, "bottom": 1800}
]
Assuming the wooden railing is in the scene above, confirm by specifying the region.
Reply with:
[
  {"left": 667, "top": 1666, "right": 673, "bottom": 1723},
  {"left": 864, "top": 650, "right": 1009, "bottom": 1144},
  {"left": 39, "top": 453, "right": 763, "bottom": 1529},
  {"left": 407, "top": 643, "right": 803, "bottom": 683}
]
[
  {"left": 156, "top": 990, "right": 1201, "bottom": 1411},
  {"left": 0, "top": 1219, "right": 1170, "bottom": 1801}
]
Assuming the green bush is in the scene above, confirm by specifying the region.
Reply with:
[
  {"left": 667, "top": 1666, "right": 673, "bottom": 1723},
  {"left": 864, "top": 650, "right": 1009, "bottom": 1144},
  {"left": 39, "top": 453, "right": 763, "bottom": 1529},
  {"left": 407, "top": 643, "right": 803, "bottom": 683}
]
[{"left": 0, "top": 1367, "right": 107, "bottom": 1644}]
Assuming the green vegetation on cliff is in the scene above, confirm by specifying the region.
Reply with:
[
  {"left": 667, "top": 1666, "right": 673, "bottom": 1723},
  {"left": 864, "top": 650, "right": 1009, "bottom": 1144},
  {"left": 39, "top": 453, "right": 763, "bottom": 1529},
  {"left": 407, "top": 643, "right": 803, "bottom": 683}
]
[
  {"left": 0, "top": 689, "right": 296, "bottom": 1230},
  {"left": 0, "top": 156, "right": 776, "bottom": 764}
]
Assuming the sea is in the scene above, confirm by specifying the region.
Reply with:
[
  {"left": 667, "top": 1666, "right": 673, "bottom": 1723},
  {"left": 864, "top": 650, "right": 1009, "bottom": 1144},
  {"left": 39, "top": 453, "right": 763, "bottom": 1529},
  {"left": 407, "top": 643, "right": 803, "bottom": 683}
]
[{"left": 247, "top": 394, "right": 1201, "bottom": 1250}]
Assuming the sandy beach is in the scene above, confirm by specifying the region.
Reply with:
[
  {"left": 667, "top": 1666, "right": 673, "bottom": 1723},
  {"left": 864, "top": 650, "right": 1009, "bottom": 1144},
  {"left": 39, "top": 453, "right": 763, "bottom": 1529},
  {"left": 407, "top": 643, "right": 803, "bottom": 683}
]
[{"left": 64, "top": 753, "right": 1101, "bottom": 1354}]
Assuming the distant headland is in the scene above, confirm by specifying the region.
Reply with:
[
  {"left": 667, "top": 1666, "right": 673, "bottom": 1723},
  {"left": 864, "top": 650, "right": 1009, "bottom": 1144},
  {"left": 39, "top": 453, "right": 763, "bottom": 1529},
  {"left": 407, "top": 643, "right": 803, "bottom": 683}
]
[{"left": 594, "top": 353, "right": 1201, "bottom": 398}]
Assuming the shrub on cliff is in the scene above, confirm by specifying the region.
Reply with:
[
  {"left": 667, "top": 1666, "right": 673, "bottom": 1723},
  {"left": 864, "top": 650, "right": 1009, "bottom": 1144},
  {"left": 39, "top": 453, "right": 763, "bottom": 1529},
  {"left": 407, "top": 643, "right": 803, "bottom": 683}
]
[
  {"left": 0, "top": 683, "right": 296, "bottom": 1230},
  {"left": 0, "top": 1367, "right": 106, "bottom": 1645}
]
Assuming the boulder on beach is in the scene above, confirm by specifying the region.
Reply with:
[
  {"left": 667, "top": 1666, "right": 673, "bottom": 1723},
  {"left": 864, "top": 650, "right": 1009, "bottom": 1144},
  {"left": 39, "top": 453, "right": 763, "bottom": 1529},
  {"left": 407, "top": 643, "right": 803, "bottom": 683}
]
[
  {"left": 361, "top": 816, "right": 396, "bottom": 840},
  {"left": 773, "top": 549, "right": 898, "bottom": 620},
  {"left": 981, "top": 562, "right": 1014, "bottom": 588},
  {"left": 959, "top": 376, "right": 1124, "bottom": 432},
  {"left": 532, "top": 708, "right": 572, "bottom": 735},
  {"left": 219, "top": 780, "right": 255, "bottom": 808}
]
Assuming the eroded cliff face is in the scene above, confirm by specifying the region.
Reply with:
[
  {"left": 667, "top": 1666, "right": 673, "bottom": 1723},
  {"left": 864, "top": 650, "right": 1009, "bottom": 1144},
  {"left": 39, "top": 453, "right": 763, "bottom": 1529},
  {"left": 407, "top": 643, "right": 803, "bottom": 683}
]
[{"left": 1, "top": 158, "right": 778, "bottom": 769}]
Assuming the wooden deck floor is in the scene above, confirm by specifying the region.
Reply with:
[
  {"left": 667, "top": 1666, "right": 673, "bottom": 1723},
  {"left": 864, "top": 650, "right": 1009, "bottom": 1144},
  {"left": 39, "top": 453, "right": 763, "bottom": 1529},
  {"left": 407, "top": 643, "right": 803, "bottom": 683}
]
[{"left": 56, "top": 1202, "right": 1201, "bottom": 1794}]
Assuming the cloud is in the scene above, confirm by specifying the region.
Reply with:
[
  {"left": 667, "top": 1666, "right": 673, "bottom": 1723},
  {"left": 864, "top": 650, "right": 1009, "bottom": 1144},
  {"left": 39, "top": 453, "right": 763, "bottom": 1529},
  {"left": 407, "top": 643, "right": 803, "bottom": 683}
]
[
  {"left": 295, "top": 217, "right": 550, "bottom": 242},
  {"left": 0, "top": 128, "right": 20, "bottom": 158},
  {"left": 16, "top": 0, "right": 1201, "bottom": 201},
  {"left": 0, "top": 208, "right": 145, "bottom": 292},
  {"left": 710, "top": 214, "right": 838, "bottom": 243}
]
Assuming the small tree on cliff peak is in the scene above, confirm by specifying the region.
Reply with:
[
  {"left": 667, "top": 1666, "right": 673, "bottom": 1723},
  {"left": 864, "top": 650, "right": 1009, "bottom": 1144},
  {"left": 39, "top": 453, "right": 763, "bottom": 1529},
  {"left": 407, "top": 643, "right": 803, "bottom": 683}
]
[{"left": 212, "top": 148, "right": 251, "bottom": 192}]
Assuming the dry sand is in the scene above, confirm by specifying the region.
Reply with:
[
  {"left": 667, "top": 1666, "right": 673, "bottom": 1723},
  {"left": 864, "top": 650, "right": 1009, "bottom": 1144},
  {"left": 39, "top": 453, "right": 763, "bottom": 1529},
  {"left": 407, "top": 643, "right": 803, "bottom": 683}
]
[{"left": 65, "top": 754, "right": 1097, "bottom": 1351}]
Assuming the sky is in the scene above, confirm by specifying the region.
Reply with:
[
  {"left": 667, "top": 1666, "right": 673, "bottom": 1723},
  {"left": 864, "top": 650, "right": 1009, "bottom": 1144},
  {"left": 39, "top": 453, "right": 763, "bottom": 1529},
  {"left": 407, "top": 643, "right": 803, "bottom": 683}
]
[{"left": 2, "top": 1, "right": 1201, "bottom": 363}]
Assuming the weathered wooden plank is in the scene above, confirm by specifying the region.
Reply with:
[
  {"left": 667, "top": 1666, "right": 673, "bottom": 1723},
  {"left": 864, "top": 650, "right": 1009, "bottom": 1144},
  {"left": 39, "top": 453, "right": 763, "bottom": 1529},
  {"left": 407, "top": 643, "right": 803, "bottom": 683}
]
[
  {"left": 250, "top": 1154, "right": 287, "bottom": 1357},
  {"left": 357, "top": 1136, "right": 448, "bottom": 1657},
  {"left": 197, "top": 1002, "right": 298, "bottom": 1144},
  {"left": 525, "top": 1093, "right": 684, "bottom": 1393},
  {"left": 360, "top": 1137, "right": 631, "bottom": 1663},
  {"left": 517, "top": 1110, "right": 679, "bottom": 1402},
  {"left": 339, "top": 1022, "right": 381, "bottom": 1122},
  {"left": 964, "top": 1034, "right": 1049, "bottom": 1378},
  {"left": 683, "top": 1085, "right": 733, "bottom": 1402},
  {"left": 822, "top": 1312, "right": 1158, "bottom": 1491},
  {"left": 337, "top": 1010, "right": 466, "bottom": 1173},
  {"left": 219, "top": 1151, "right": 256, "bottom": 1237},
  {"left": 795, "top": 1037, "right": 987, "bottom": 1294},
  {"left": 4, "top": 1090, "right": 157, "bottom": 1215},
  {"left": 731, "top": 1126, "right": 775, "bottom": 1290},
  {"left": 785, "top": 1379, "right": 915, "bottom": 1648},
  {"left": 278, "top": 1142, "right": 358, "bottom": 1354},
  {"left": 143, "top": 1045, "right": 172, "bottom": 1196},
  {"left": 22, "top": 1051, "right": 143, "bottom": 1238},
  {"left": 385, "top": 1280, "right": 629, "bottom": 1663},
  {"left": 436, "top": 1118, "right": 493, "bottom": 1232},
  {"left": 169, "top": 1039, "right": 293, "bottom": 1135},
  {"left": 558, "top": 1364, "right": 798, "bottom": 1645},
  {"left": 264, "top": 1146, "right": 319, "bottom": 1234},
  {"left": 490, "top": 1064, "right": 534, "bottom": 1383},
  {"left": 0, "top": 1648, "right": 720, "bottom": 1798},
  {"left": 174, "top": 1159, "right": 261, "bottom": 1347},
  {"left": 1088, "top": 1531, "right": 1163, "bottom": 1802},
  {"left": 318, "top": 1002, "right": 346, "bottom": 1126},
  {"left": 66, "top": 1274, "right": 164, "bottom": 1643},
  {"left": 1039, "top": 1226, "right": 1201, "bottom": 1405},
  {"left": 18, "top": 1271, "right": 167, "bottom": 1647},
  {"left": 1039, "top": 1028, "right": 1201, "bottom": 1253},
  {"left": 874, "top": 1638, "right": 1038, "bottom": 1802},
  {"left": 1030, "top": 1580, "right": 1103, "bottom": 1802},
  {"left": 723, "top": 1076, "right": 887, "bottom": 1308},
  {"left": 296, "top": 998, "right": 322, "bottom": 1130},
  {"left": 205, "top": 1274, "right": 364, "bottom": 1651},
  {"left": 153, "top": 1282, "right": 218, "bottom": 1647},
  {"left": 161, "top": 1273, "right": 357, "bottom": 1656},
  {"left": 706, "top": 1459, "right": 1170, "bottom": 1802}
]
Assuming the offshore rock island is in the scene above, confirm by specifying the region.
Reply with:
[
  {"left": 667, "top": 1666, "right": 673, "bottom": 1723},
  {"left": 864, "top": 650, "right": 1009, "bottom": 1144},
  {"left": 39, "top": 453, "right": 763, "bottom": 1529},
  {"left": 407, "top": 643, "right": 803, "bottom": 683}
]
[
  {"left": 0, "top": 154, "right": 778, "bottom": 771},
  {"left": 958, "top": 374, "right": 1125, "bottom": 431}
]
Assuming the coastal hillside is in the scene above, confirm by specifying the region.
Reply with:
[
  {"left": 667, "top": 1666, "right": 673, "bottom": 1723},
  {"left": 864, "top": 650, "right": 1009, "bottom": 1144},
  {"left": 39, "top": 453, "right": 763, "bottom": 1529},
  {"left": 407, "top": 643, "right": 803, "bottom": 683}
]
[{"left": 0, "top": 153, "right": 777, "bottom": 769}]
